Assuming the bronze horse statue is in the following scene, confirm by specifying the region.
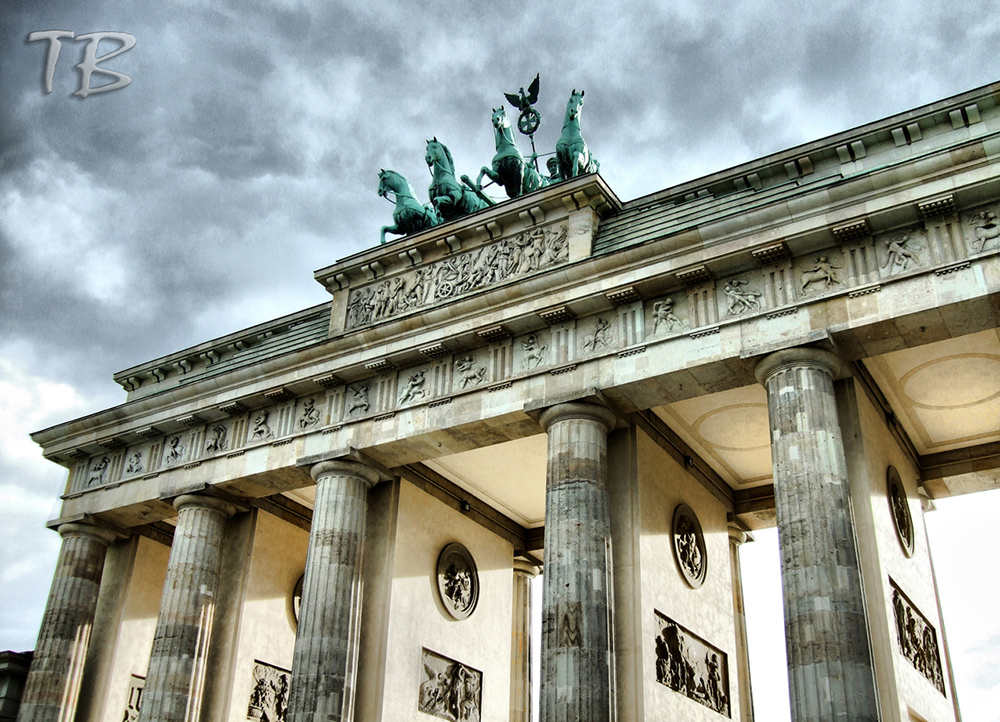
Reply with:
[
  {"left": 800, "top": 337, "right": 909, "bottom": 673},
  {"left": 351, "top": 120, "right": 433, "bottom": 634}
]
[
  {"left": 425, "top": 138, "right": 493, "bottom": 222},
  {"left": 474, "top": 106, "right": 548, "bottom": 199},
  {"left": 378, "top": 169, "right": 442, "bottom": 244},
  {"left": 556, "top": 89, "right": 600, "bottom": 180}
]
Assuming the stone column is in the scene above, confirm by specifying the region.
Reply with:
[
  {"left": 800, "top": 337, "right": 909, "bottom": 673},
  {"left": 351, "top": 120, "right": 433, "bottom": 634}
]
[
  {"left": 139, "top": 494, "right": 236, "bottom": 722},
  {"left": 538, "top": 402, "right": 617, "bottom": 722},
  {"left": 727, "top": 524, "right": 754, "bottom": 722},
  {"left": 286, "top": 460, "right": 380, "bottom": 722},
  {"left": 510, "top": 559, "right": 539, "bottom": 722},
  {"left": 17, "top": 521, "right": 117, "bottom": 722},
  {"left": 755, "top": 348, "right": 878, "bottom": 722}
]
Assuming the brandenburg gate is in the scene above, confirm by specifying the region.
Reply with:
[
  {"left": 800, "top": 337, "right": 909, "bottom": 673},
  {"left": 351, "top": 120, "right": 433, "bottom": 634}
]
[{"left": 16, "top": 81, "right": 1000, "bottom": 722}]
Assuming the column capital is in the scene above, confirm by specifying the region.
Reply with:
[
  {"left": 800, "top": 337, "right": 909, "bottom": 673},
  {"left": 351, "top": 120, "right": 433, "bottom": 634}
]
[
  {"left": 57, "top": 521, "right": 118, "bottom": 546},
  {"left": 754, "top": 346, "right": 847, "bottom": 386},
  {"left": 173, "top": 493, "right": 237, "bottom": 518},
  {"left": 310, "top": 458, "right": 381, "bottom": 489},
  {"left": 513, "top": 558, "right": 540, "bottom": 577},
  {"left": 539, "top": 401, "right": 617, "bottom": 433}
]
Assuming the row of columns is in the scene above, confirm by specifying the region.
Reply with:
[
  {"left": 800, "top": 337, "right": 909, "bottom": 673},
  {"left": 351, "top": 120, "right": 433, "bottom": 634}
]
[{"left": 19, "top": 345, "right": 878, "bottom": 722}]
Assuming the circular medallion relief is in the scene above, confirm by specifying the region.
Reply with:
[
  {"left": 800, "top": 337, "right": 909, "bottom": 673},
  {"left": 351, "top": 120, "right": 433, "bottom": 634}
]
[
  {"left": 436, "top": 542, "right": 480, "bottom": 620},
  {"left": 672, "top": 504, "right": 707, "bottom": 588},
  {"left": 291, "top": 574, "right": 304, "bottom": 627},
  {"left": 887, "top": 466, "right": 915, "bottom": 557}
]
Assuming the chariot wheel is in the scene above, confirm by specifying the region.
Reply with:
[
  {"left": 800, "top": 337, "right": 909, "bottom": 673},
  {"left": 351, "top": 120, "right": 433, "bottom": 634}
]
[{"left": 437, "top": 281, "right": 455, "bottom": 298}]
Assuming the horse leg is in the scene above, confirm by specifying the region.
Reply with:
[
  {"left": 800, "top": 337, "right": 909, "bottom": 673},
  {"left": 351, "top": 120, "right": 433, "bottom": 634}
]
[
  {"left": 381, "top": 224, "right": 400, "bottom": 245},
  {"left": 476, "top": 167, "right": 500, "bottom": 191}
]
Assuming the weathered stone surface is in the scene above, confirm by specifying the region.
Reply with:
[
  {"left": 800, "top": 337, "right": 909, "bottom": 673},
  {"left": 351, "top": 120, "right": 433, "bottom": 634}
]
[
  {"left": 285, "top": 460, "right": 379, "bottom": 722},
  {"left": 140, "top": 493, "right": 235, "bottom": 722},
  {"left": 538, "top": 402, "right": 617, "bottom": 722},
  {"left": 17, "top": 522, "right": 116, "bottom": 722},
  {"left": 756, "top": 347, "right": 878, "bottom": 722}
]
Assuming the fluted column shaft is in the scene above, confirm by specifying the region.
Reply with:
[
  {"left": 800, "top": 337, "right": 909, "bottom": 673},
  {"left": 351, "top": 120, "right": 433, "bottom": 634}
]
[
  {"left": 539, "top": 402, "right": 617, "bottom": 722},
  {"left": 139, "top": 494, "right": 235, "bottom": 722},
  {"left": 18, "top": 522, "right": 116, "bottom": 722},
  {"left": 728, "top": 526, "right": 754, "bottom": 722},
  {"left": 756, "top": 348, "right": 878, "bottom": 722},
  {"left": 510, "top": 559, "right": 539, "bottom": 722},
  {"left": 286, "top": 460, "right": 379, "bottom": 722}
]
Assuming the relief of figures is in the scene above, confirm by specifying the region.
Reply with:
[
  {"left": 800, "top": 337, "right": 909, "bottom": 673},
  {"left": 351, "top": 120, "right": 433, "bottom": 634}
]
[
  {"left": 418, "top": 648, "right": 482, "bottom": 722},
  {"left": 583, "top": 318, "right": 612, "bottom": 352},
  {"left": 436, "top": 542, "right": 479, "bottom": 620},
  {"left": 249, "top": 411, "right": 274, "bottom": 441},
  {"left": 163, "top": 436, "right": 187, "bottom": 465},
  {"left": 86, "top": 456, "right": 110, "bottom": 487},
  {"left": 125, "top": 450, "right": 143, "bottom": 475},
  {"left": 520, "top": 334, "right": 547, "bottom": 370},
  {"left": 882, "top": 233, "right": 923, "bottom": 273},
  {"left": 970, "top": 209, "right": 1000, "bottom": 252},
  {"left": 246, "top": 660, "right": 290, "bottom": 722},
  {"left": 672, "top": 504, "right": 707, "bottom": 588},
  {"left": 887, "top": 467, "right": 914, "bottom": 556},
  {"left": 205, "top": 425, "right": 228, "bottom": 452},
  {"left": 652, "top": 297, "right": 687, "bottom": 334},
  {"left": 723, "top": 279, "right": 762, "bottom": 315},
  {"left": 347, "top": 385, "right": 370, "bottom": 417},
  {"left": 456, "top": 356, "right": 487, "bottom": 389},
  {"left": 398, "top": 371, "right": 428, "bottom": 405},
  {"left": 654, "top": 611, "right": 730, "bottom": 717},
  {"left": 890, "top": 583, "right": 945, "bottom": 694},
  {"left": 346, "top": 224, "right": 568, "bottom": 329},
  {"left": 297, "top": 398, "right": 321, "bottom": 430},
  {"left": 798, "top": 255, "right": 841, "bottom": 295}
]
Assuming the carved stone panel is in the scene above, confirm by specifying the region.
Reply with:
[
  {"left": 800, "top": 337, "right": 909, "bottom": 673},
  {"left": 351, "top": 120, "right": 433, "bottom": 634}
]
[
  {"left": 672, "top": 504, "right": 707, "bottom": 588},
  {"left": 205, "top": 423, "right": 230, "bottom": 453},
  {"left": 398, "top": 368, "right": 431, "bottom": 407},
  {"left": 436, "top": 542, "right": 479, "bottom": 620},
  {"left": 454, "top": 354, "right": 489, "bottom": 391},
  {"left": 876, "top": 229, "right": 927, "bottom": 275},
  {"left": 122, "top": 674, "right": 144, "bottom": 722},
  {"left": 344, "top": 382, "right": 371, "bottom": 420},
  {"left": 162, "top": 435, "right": 188, "bottom": 465},
  {"left": 514, "top": 331, "right": 550, "bottom": 372},
  {"left": 581, "top": 316, "right": 614, "bottom": 355},
  {"left": 654, "top": 610, "right": 730, "bottom": 717},
  {"left": 418, "top": 648, "right": 482, "bottom": 722},
  {"left": 85, "top": 455, "right": 111, "bottom": 488},
  {"left": 887, "top": 466, "right": 915, "bottom": 557},
  {"left": 719, "top": 276, "right": 763, "bottom": 317},
  {"left": 346, "top": 223, "right": 568, "bottom": 330},
  {"left": 967, "top": 205, "right": 1000, "bottom": 254},
  {"left": 795, "top": 251, "right": 844, "bottom": 297},
  {"left": 649, "top": 295, "right": 689, "bottom": 337},
  {"left": 890, "top": 580, "right": 945, "bottom": 695},
  {"left": 247, "top": 660, "right": 291, "bottom": 721}
]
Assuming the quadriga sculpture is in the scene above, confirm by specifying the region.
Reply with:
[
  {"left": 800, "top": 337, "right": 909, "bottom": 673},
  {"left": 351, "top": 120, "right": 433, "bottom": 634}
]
[
  {"left": 425, "top": 137, "right": 493, "bottom": 222},
  {"left": 378, "top": 169, "right": 442, "bottom": 245},
  {"left": 474, "top": 106, "right": 549, "bottom": 199},
  {"left": 556, "top": 89, "right": 600, "bottom": 180}
]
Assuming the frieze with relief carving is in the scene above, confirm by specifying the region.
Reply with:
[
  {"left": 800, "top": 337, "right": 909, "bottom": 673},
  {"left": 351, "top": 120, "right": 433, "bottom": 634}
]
[
  {"left": 651, "top": 296, "right": 688, "bottom": 335},
  {"left": 86, "top": 456, "right": 110, "bottom": 487},
  {"left": 345, "top": 223, "right": 568, "bottom": 329},
  {"left": 654, "top": 610, "right": 730, "bottom": 717},
  {"left": 890, "top": 580, "right": 945, "bottom": 694},
  {"left": 969, "top": 208, "right": 1000, "bottom": 253}
]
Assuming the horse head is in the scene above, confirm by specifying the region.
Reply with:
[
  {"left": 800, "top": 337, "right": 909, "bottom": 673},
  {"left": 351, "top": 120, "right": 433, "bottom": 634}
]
[
  {"left": 425, "top": 137, "right": 454, "bottom": 175},
  {"left": 566, "top": 89, "right": 585, "bottom": 121},
  {"left": 491, "top": 106, "right": 510, "bottom": 130},
  {"left": 378, "top": 169, "right": 412, "bottom": 200}
]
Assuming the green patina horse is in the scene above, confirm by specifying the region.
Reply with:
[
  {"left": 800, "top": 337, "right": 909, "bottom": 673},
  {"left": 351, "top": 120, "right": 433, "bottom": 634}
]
[
  {"left": 556, "top": 89, "right": 600, "bottom": 180},
  {"left": 425, "top": 137, "right": 493, "bottom": 222},
  {"left": 475, "top": 106, "right": 548, "bottom": 200},
  {"left": 378, "top": 169, "right": 442, "bottom": 245}
]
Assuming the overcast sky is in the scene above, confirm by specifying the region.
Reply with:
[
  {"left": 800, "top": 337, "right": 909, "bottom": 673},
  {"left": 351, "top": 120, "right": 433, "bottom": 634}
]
[{"left": 2, "top": 1, "right": 999, "bottom": 720}]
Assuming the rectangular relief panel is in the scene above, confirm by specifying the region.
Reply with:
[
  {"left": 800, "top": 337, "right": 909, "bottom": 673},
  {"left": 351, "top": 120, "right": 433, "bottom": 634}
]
[
  {"left": 654, "top": 609, "right": 730, "bottom": 717},
  {"left": 247, "top": 659, "right": 291, "bottom": 721},
  {"left": 418, "top": 647, "right": 483, "bottom": 722},
  {"left": 890, "top": 579, "right": 946, "bottom": 695}
]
